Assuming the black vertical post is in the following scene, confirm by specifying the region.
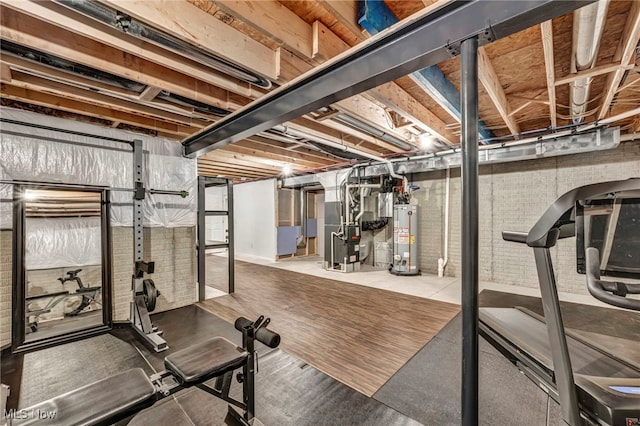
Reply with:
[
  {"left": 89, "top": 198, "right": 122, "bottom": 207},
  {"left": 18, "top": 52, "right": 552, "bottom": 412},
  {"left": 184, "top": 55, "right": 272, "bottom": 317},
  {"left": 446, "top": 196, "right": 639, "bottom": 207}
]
[
  {"left": 227, "top": 179, "right": 235, "bottom": 294},
  {"left": 101, "top": 189, "right": 113, "bottom": 328},
  {"left": 11, "top": 185, "right": 26, "bottom": 350},
  {"left": 197, "top": 177, "right": 206, "bottom": 301},
  {"left": 461, "top": 36, "right": 479, "bottom": 426}
]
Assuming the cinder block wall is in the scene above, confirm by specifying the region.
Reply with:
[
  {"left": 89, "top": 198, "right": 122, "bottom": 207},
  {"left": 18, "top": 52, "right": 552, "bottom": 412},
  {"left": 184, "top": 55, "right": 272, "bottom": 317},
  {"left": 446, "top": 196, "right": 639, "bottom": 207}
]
[
  {"left": 410, "top": 142, "right": 640, "bottom": 294},
  {"left": 0, "top": 226, "right": 196, "bottom": 349}
]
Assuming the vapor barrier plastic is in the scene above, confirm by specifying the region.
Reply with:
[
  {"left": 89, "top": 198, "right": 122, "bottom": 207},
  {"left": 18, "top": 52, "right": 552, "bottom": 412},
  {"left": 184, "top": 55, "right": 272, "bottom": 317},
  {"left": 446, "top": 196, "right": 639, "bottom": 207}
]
[
  {"left": 0, "top": 108, "right": 197, "bottom": 227},
  {"left": 26, "top": 217, "right": 101, "bottom": 270}
]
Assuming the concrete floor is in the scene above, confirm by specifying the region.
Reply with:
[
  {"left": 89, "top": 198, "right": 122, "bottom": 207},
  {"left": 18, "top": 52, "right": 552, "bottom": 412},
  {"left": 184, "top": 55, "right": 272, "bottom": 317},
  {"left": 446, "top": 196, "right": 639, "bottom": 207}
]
[{"left": 222, "top": 253, "right": 616, "bottom": 309}]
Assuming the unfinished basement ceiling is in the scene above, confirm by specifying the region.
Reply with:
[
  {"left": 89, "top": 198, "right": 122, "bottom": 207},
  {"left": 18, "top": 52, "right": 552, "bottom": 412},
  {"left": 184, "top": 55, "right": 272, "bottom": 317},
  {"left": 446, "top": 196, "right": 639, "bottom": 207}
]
[{"left": 1, "top": 0, "right": 638, "bottom": 181}]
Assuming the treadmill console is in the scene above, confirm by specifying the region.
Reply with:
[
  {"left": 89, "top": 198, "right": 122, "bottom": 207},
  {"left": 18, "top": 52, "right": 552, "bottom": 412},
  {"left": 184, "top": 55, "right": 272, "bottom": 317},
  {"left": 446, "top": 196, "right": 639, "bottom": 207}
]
[{"left": 576, "top": 196, "right": 640, "bottom": 280}]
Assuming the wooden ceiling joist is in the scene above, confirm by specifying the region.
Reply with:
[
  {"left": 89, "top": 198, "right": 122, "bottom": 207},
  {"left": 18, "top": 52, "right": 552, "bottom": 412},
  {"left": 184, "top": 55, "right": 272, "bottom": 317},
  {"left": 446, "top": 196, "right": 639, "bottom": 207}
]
[
  {"left": 597, "top": 1, "right": 640, "bottom": 119},
  {"left": 102, "top": 0, "right": 280, "bottom": 81},
  {"left": 139, "top": 86, "right": 164, "bottom": 102},
  {"left": 554, "top": 63, "right": 631, "bottom": 86},
  {"left": 201, "top": 154, "right": 288, "bottom": 173},
  {"left": 0, "top": 8, "right": 249, "bottom": 110},
  {"left": 224, "top": 144, "right": 330, "bottom": 169},
  {"left": 207, "top": 0, "right": 315, "bottom": 61},
  {"left": 369, "top": 83, "right": 456, "bottom": 144},
  {"left": 3, "top": 70, "right": 209, "bottom": 127},
  {"left": 316, "top": 0, "right": 365, "bottom": 42},
  {"left": 0, "top": 84, "right": 193, "bottom": 137},
  {"left": 477, "top": 48, "right": 521, "bottom": 136},
  {"left": 242, "top": 136, "right": 350, "bottom": 163},
  {"left": 540, "top": 20, "right": 557, "bottom": 128}
]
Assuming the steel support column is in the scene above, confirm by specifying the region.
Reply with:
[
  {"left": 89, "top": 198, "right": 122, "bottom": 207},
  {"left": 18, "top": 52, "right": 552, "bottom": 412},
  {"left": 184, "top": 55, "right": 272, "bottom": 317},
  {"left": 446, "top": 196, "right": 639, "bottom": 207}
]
[
  {"left": 227, "top": 179, "right": 235, "bottom": 294},
  {"left": 182, "top": 0, "right": 593, "bottom": 157},
  {"left": 460, "top": 36, "right": 479, "bottom": 426},
  {"left": 198, "top": 176, "right": 206, "bottom": 301}
]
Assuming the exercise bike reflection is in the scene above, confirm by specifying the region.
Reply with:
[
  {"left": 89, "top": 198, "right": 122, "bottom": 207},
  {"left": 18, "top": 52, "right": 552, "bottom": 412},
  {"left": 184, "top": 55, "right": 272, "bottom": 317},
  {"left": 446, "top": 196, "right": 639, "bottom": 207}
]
[{"left": 26, "top": 268, "right": 102, "bottom": 338}]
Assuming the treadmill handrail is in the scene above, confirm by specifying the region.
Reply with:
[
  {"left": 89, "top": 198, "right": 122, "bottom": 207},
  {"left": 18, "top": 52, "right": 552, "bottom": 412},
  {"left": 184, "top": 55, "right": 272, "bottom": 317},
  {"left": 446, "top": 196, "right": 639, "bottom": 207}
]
[
  {"left": 526, "top": 178, "right": 640, "bottom": 247},
  {"left": 502, "top": 231, "right": 528, "bottom": 243},
  {"left": 586, "top": 247, "right": 640, "bottom": 311}
]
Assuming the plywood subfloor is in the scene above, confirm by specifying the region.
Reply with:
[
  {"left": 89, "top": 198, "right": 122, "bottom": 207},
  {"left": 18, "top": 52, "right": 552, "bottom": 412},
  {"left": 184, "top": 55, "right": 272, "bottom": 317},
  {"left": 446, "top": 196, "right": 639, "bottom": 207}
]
[{"left": 198, "top": 260, "right": 460, "bottom": 396}]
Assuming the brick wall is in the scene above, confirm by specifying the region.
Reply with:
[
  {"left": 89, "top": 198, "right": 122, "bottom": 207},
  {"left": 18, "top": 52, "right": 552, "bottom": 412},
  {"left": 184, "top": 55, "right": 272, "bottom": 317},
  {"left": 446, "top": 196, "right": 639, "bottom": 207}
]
[
  {"left": 410, "top": 142, "right": 640, "bottom": 294},
  {"left": 1, "top": 230, "right": 12, "bottom": 348},
  {"left": 0, "top": 226, "right": 196, "bottom": 349},
  {"left": 111, "top": 226, "right": 197, "bottom": 321}
]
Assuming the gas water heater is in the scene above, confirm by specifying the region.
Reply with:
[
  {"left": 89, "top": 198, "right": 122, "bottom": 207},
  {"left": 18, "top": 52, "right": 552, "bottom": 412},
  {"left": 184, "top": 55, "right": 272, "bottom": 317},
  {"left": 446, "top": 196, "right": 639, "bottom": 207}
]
[{"left": 391, "top": 203, "right": 420, "bottom": 275}]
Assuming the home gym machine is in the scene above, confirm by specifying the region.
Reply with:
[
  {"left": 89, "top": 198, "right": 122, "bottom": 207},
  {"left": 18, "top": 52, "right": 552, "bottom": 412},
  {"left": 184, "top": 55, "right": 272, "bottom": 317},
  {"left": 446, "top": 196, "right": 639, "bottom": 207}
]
[
  {"left": 12, "top": 315, "right": 280, "bottom": 426},
  {"left": 130, "top": 140, "right": 164, "bottom": 352},
  {"left": 479, "top": 178, "right": 640, "bottom": 426}
]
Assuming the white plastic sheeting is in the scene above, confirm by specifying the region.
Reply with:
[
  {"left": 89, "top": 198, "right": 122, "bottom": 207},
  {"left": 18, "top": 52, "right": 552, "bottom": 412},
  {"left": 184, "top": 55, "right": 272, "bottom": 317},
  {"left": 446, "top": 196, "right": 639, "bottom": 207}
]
[
  {"left": 0, "top": 108, "right": 197, "bottom": 227},
  {"left": 26, "top": 217, "right": 101, "bottom": 270}
]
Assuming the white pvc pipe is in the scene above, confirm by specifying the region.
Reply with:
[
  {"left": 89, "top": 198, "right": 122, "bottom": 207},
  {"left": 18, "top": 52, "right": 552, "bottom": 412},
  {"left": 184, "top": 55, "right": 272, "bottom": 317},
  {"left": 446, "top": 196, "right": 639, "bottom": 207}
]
[
  {"left": 438, "top": 167, "right": 451, "bottom": 278},
  {"left": 570, "top": 1, "right": 609, "bottom": 124}
]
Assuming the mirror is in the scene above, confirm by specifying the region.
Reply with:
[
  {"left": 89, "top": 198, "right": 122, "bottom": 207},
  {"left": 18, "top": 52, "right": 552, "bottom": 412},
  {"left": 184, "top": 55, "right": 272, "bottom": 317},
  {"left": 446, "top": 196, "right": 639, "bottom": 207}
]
[{"left": 22, "top": 188, "right": 106, "bottom": 343}]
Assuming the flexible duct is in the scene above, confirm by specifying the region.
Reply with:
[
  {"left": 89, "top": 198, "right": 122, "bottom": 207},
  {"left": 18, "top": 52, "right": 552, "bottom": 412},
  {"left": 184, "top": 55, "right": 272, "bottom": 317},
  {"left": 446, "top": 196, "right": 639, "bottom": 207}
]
[{"left": 570, "top": 1, "right": 610, "bottom": 124}]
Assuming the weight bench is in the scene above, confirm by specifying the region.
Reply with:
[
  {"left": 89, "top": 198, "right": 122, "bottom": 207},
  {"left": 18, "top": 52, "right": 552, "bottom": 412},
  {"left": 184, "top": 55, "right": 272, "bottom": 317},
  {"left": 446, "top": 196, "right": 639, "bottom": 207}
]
[{"left": 13, "top": 316, "right": 279, "bottom": 426}]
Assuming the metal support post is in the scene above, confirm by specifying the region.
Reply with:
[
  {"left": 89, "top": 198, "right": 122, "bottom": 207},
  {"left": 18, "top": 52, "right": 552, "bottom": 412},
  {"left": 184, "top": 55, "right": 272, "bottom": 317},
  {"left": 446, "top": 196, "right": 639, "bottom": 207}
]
[
  {"left": 198, "top": 177, "right": 206, "bottom": 301},
  {"left": 227, "top": 180, "right": 235, "bottom": 294},
  {"left": 460, "top": 36, "right": 479, "bottom": 426}
]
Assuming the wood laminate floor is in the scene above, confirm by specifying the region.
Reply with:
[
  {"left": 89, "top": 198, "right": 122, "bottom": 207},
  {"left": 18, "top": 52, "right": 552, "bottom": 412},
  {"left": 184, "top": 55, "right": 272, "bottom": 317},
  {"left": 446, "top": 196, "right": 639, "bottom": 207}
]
[{"left": 199, "top": 260, "right": 460, "bottom": 396}]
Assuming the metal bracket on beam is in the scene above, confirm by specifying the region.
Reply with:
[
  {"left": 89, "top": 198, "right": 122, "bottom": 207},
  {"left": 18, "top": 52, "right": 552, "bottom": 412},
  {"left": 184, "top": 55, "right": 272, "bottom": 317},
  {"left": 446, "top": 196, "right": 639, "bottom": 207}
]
[{"left": 445, "top": 26, "right": 496, "bottom": 58}]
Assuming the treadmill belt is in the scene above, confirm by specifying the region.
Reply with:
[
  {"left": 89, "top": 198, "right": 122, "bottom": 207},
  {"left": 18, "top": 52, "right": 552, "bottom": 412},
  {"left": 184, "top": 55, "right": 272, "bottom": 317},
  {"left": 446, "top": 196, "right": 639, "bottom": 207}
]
[{"left": 479, "top": 308, "right": 640, "bottom": 379}]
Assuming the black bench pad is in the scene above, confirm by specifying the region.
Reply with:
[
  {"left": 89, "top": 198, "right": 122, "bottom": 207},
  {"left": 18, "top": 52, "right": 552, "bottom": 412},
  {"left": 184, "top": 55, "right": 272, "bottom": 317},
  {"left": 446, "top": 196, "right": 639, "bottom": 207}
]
[
  {"left": 14, "top": 368, "right": 155, "bottom": 426},
  {"left": 165, "top": 337, "right": 248, "bottom": 384}
]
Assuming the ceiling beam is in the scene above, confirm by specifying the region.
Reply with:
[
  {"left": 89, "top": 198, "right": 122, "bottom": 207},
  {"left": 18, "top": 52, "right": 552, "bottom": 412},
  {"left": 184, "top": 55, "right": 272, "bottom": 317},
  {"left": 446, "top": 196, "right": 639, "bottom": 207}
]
[
  {"left": 317, "top": 0, "right": 366, "bottom": 42},
  {"left": 4, "top": 70, "right": 209, "bottom": 127},
  {"left": 554, "top": 62, "right": 631, "bottom": 86},
  {"left": 212, "top": 149, "right": 305, "bottom": 170},
  {"left": 183, "top": 0, "right": 589, "bottom": 156},
  {"left": 597, "top": 1, "right": 640, "bottom": 119},
  {"left": 359, "top": 0, "right": 494, "bottom": 141},
  {"left": 0, "top": 63, "right": 12, "bottom": 82},
  {"left": 209, "top": 0, "right": 314, "bottom": 60},
  {"left": 368, "top": 83, "right": 456, "bottom": 144},
  {"left": 101, "top": 0, "right": 280, "bottom": 81},
  {"left": 1, "top": 2, "right": 255, "bottom": 101},
  {"left": 223, "top": 144, "right": 329, "bottom": 168},
  {"left": 540, "top": 20, "right": 557, "bottom": 128},
  {"left": 307, "top": 19, "right": 453, "bottom": 144},
  {"left": 139, "top": 86, "right": 164, "bottom": 102},
  {"left": 308, "top": 115, "right": 406, "bottom": 153},
  {"left": 243, "top": 136, "right": 349, "bottom": 163},
  {"left": 477, "top": 47, "right": 520, "bottom": 136},
  {"left": 289, "top": 118, "right": 388, "bottom": 157},
  {"left": 198, "top": 157, "right": 282, "bottom": 174},
  {"left": 0, "top": 83, "right": 192, "bottom": 137}
]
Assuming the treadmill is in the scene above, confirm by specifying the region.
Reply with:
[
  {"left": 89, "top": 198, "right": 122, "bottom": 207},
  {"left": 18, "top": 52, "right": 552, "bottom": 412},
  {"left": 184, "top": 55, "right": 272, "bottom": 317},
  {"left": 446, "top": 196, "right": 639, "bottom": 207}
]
[{"left": 479, "top": 178, "right": 640, "bottom": 426}]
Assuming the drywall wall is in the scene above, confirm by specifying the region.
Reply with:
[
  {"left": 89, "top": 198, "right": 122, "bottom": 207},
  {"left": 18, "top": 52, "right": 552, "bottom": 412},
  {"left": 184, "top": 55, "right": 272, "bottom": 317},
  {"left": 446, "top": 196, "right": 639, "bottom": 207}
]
[{"left": 233, "top": 179, "right": 277, "bottom": 261}]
